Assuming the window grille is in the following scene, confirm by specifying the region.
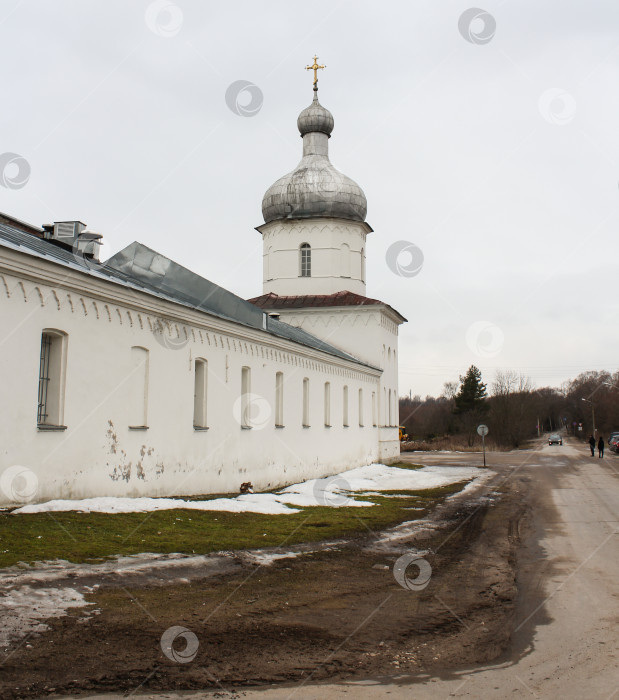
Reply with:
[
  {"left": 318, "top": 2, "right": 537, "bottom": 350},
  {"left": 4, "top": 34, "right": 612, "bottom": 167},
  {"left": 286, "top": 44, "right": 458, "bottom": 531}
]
[
  {"left": 300, "top": 243, "right": 311, "bottom": 277},
  {"left": 37, "top": 334, "right": 52, "bottom": 424}
]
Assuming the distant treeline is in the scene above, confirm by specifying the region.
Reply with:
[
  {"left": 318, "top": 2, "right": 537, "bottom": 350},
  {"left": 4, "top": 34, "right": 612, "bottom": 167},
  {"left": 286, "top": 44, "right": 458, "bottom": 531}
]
[{"left": 399, "top": 367, "right": 619, "bottom": 448}]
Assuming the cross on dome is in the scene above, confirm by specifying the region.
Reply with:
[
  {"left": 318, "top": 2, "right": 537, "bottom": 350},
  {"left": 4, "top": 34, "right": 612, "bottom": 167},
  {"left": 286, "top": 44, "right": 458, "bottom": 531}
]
[
  {"left": 305, "top": 55, "right": 326, "bottom": 91},
  {"left": 260, "top": 59, "right": 367, "bottom": 224}
]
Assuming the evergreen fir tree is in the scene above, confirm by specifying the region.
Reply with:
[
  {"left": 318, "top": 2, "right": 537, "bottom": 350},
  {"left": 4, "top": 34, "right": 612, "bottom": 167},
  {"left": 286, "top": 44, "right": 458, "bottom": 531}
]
[{"left": 454, "top": 365, "right": 488, "bottom": 414}]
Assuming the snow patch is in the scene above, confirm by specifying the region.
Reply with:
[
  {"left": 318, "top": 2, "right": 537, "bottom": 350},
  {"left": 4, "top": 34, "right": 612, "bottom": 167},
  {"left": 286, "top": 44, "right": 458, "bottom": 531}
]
[
  {"left": 12, "top": 464, "right": 483, "bottom": 515},
  {"left": 0, "top": 585, "right": 91, "bottom": 649}
]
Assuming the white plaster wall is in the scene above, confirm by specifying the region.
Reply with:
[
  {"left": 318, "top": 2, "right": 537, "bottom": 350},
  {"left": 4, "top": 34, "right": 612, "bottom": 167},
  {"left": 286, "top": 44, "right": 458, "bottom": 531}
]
[
  {"left": 260, "top": 218, "right": 369, "bottom": 297},
  {"left": 268, "top": 306, "right": 402, "bottom": 461},
  {"left": 0, "top": 257, "right": 383, "bottom": 507}
]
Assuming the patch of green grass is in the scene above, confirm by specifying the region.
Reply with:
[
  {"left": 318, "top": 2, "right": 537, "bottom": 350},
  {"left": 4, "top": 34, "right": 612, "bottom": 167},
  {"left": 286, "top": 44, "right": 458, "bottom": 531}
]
[
  {"left": 386, "top": 461, "right": 425, "bottom": 470},
  {"left": 0, "top": 481, "right": 469, "bottom": 568}
]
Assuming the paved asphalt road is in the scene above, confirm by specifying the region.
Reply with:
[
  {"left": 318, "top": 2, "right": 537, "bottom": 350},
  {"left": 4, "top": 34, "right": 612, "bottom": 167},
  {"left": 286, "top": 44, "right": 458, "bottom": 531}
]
[{"left": 58, "top": 438, "right": 619, "bottom": 700}]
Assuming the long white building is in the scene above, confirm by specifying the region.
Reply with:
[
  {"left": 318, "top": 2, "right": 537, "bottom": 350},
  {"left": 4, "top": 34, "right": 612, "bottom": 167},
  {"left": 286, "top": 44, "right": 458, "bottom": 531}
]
[{"left": 0, "top": 82, "right": 405, "bottom": 506}]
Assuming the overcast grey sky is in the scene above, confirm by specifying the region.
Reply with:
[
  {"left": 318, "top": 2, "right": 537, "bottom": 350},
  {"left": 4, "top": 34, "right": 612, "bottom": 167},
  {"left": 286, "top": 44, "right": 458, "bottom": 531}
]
[{"left": 1, "top": 0, "right": 617, "bottom": 396}]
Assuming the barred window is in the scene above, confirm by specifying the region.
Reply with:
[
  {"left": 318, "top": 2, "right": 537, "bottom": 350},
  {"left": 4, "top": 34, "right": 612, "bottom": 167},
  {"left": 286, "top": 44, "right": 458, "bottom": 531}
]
[
  {"left": 37, "top": 330, "right": 67, "bottom": 427},
  {"left": 300, "top": 243, "right": 311, "bottom": 277}
]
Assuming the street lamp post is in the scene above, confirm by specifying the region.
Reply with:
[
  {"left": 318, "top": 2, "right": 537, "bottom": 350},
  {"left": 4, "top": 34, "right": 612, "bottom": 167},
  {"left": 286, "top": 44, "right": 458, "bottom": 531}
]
[{"left": 581, "top": 398, "right": 596, "bottom": 438}]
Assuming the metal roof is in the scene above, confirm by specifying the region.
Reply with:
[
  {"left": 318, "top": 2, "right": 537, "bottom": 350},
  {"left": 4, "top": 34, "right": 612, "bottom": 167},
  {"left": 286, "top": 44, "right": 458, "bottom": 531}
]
[
  {"left": 261, "top": 92, "right": 367, "bottom": 224},
  {"left": 0, "top": 221, "right": 376, "bottom": 369}
]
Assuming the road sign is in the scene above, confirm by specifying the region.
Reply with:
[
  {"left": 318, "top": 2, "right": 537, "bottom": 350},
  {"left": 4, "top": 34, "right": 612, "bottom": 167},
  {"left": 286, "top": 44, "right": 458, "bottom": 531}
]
[{"left": 477, "top": 424, "right": 489, "bottom": 467}]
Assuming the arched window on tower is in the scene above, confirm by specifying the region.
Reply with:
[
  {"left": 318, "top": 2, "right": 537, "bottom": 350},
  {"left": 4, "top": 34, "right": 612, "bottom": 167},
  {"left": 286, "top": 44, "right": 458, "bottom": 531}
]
[
  {"left": 361, "top": 247, "right": 365, "bottom": 282},
  {"left": 340, "top": 243, "right": 351, "bottom": 278},
  {"left": 300, "top": 243, "right": 311, "bottom": 277}
]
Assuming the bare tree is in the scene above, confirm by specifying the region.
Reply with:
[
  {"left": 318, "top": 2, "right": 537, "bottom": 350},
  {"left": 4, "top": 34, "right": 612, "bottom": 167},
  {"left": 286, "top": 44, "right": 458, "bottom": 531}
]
[{"left": 490, "top": 370, "right": 536, "bottom": 447}]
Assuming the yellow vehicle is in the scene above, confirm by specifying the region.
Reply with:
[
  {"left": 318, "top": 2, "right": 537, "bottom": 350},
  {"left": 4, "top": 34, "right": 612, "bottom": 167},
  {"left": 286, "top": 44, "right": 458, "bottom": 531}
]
[{"left": 399, "top": 426, "right": 408, "bottom": 441}]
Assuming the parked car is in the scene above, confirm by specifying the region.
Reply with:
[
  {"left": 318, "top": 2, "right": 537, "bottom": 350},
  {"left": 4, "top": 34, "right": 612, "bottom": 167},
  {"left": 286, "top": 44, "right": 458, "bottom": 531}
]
[
  {"left": 548, "top": 433, "right": 563, "bottom": 445},
  {"left": 609, "top": 435, "right": 619, "bottom": 453},
  {"left": 608, "top": 431, "right": 619, "bottom": 445}
]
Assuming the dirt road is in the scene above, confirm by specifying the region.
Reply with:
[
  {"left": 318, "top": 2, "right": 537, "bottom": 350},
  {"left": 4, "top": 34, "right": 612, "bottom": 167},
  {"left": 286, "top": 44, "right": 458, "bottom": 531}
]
[
  {"left": 183, "top": 439, "right": 617, "bottom": 699},
  {"left": 4, "top": 439, "right": 618, "bottom": 699}
]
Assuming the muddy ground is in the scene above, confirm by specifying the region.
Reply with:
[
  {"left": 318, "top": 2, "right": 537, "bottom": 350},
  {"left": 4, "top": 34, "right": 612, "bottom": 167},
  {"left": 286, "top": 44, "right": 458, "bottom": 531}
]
[{"left": 0, "top": 473, "right": 528, "bottom": 699}]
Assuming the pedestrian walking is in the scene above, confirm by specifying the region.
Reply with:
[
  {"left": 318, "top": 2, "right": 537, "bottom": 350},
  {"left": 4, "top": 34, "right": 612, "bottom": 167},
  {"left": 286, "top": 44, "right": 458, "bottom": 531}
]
[
  {"left": 598, "top": 437, "right": 604, "bottom": 458},
  {"left": 589, "top": 435, "right": 596, "bottom": 456}
]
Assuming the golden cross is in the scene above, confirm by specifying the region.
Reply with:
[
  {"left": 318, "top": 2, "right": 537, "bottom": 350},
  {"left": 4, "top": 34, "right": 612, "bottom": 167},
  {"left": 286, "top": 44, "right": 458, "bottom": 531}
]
[{"left": 305, "top": 55, "right": 326, "bottom": 89}]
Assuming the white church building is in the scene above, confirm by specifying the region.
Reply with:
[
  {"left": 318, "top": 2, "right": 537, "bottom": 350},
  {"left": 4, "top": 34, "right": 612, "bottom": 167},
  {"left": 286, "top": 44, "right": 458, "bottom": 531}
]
[{"left": 0, "top": 79, "right": 405, "bottom": 506}]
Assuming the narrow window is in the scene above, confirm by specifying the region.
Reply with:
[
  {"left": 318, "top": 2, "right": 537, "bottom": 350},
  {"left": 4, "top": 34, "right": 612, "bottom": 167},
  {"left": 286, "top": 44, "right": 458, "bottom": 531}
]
[
  {"left": 388, "top": 388, "right": 392, "bottom": 427},
  {"left": 129, "top": 346, "right": 149, "bottom": 429},
  {"left": 193, "top": 358, "right": 208, "bottom": 429},
  {"left": 265, "top": 246, "right": 272, "bottom": 281},
  {"left": 241, "top": 366, "right": 251, "bottom": 428},
  {"left": 275, "top": 371, "right": 284, "bottom": 427},
  {"left": 372, "top": 391, "right": 377, "bottom": 427},
  {"left": 383, "top": 387, "right": 387, "bottom": 425},
  {"left": 343, "top": 385, "right": 349, "bottom": 427},
  {"left": 358, "top": 388, "right": 364, "bottom": 427},
  {"left": 361, "top": 247, "right": 365, "bottom": 282},
  {"left": 300, "top": 243, "right": 311, "bottom": 277},
  {"left": 37, "top": 330, "right": 67, "bottom": 427},
  {"left": 393, "top": 390, "right": 397, "bottom": 427},
  {"left": 324, "top": 382, "right": 331, "bottom": 426},
  {"left": 302, "top": 377, "right": 310, "bottom": 426},
  {"left": 340, "top": 243, "right": 351, "bottom": 277}
]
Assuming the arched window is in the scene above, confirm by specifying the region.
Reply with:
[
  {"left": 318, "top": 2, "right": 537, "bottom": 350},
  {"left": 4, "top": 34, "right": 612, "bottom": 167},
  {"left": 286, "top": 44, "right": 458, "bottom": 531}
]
[
  {"left": 193, "top": 358, "right": 208, "bottom": 429},
  {"left": 265, "top": 246, "right": 272, "bottom": 281},
  {"left": 388, "top": 389, "right": 392, "bottom": 427},
  {"left": 129, "top": 346, "right": 149, "bottom": 429},
  {"left": 275, "top": 371, "right": 284, "bottom": 427},
  {"left": 300, "top": 243, "right": 311, "bottom": 277},
  {"left": 241, "top": 366, "right": 251, "bottom": 428},
  {"left": 361, "top": 247, "right": 365, "bottom": 282},
  {"left": 302, "top": 377, "right": 310, "bottom": 426},
  {"left": 37, "top": 329, "right": 68, "bottom": 428},
  {"left": 358, "top": 388, "right": 364, "bottom": 427},
  {"left": 343, "top": 385, "right": 349, "bottom": 427},
  {"left": 324, "top": 382, "right": 331, "bottom": 426},
  {"left": 383, "top": 387, "right": 387, "bottom": 425},
  {"left": 340, "top": 243, "right": 351, "bottom": 277}
]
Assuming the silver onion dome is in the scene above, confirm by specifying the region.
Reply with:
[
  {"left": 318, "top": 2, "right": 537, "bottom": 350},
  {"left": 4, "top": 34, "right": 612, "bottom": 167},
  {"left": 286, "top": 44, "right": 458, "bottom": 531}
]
[
  {"left": 297, "top": 98, "right": 334, "bottom": 136},
  {"left": 261, "top": 93, "right": 367, "bottom": 223}
]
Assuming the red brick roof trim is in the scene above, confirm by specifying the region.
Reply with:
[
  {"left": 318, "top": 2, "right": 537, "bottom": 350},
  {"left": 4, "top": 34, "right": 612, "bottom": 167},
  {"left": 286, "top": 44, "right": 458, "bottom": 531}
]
[{"left": 247, "top": 291, "right": 407, "bottom": 322}]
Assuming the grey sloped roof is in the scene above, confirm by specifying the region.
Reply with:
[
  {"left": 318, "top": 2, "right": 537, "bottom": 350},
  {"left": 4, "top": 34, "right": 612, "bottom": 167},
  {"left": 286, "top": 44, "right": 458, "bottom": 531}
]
[{"left": 0, "top": 222, "right": 376, "bottom": 370}]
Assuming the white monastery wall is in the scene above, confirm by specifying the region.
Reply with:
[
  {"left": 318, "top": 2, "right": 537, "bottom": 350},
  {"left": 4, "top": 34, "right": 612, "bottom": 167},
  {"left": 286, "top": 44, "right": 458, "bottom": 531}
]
[
  {"left": 0, "top": 249, "right": 383, "bottom": 506},
  {"left": 269, "top": 307, "right": 401, "bottom": 460}
]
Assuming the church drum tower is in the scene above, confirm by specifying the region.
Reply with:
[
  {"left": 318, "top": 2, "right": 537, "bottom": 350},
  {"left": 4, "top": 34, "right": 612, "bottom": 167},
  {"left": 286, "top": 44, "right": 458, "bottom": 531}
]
[{"left": 249, "top": 57, "right": 406, "bottom": 461}]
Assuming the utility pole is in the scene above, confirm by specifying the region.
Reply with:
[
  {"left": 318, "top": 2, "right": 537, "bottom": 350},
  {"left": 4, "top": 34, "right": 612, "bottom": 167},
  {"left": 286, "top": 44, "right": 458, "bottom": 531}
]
[{"left": 581, "top": 398, "right": 596, "bottom": 438}]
